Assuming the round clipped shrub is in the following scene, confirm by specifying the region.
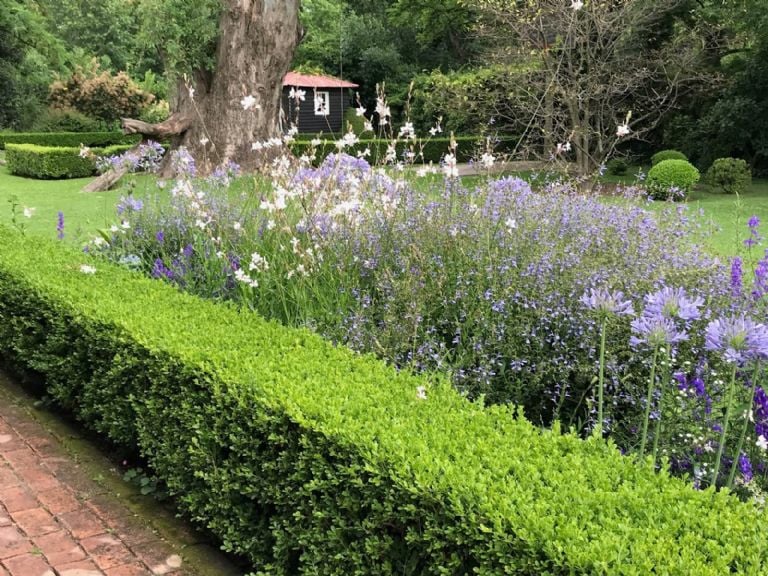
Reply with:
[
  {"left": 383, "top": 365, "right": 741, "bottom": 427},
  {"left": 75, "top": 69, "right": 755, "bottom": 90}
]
[
  {"left": 606, "top": 157, "right": 628, "bottom": 175},
  {"left": 706, "top": 157, "right": 752, "bottom": 194},
  {"left": 646, "top": 159, "right": 700, "bottom": 200},
  {"left": 651, "top": 149, "right": 688, "bottom": 166}
]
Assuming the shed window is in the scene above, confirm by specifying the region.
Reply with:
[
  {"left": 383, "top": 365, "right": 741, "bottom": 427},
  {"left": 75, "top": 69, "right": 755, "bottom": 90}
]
[{"left": 314, "top": 91, "right": 330, "bottom": 116}]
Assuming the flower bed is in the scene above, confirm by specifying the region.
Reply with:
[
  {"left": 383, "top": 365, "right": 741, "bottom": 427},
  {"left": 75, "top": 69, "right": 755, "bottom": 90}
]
[{"left": 0, "top": 226, "right": 766, "bottom": 573}]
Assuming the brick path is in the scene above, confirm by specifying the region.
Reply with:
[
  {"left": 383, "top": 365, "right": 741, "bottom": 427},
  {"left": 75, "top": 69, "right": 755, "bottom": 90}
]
[{"left": 0, "top": 376, "right": 234, "bottom": 576}]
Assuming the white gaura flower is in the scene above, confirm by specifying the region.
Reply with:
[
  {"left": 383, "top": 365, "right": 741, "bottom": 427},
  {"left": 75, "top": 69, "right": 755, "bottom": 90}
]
[
  {"left": 505, "top": 217, "right": 517, "bottom": 230},
  {"left": 240, "top": 95, "right": 259, "bottom": 111},
  {"left": 79, "top": 264, "right": 97, "bottom": 275},
  {"left": 22, "top": 207, "right": 35, "bottom": 218},
  {"left": 758, "top": 435, "right": 768, "bottom": 451},
  {"left": 288, "top": 87, "right": 306, "bottom": 102},
  {"left": 363, "top": 121, "right": 374, "bottom": 132},
  {"left": 616, "top": 123, "right": 631, "bottom": 137},
  {"left": 480, "top": 152, "right": 495, "bottom": 169},
  {"left": 571, "top": 0, "right": 584, "bottom": 10},
  {"left": 556, "top": 142, "right": 572, "bottom": 155},
  {"left": 443, "top": 153, "right": 459, "bottom": 178},
  {"left": 416, "top": 386, "right": 428, "bottom": 400},
  {"left": 355, "top": 105, "right": 367, "bottom": 117},
  {"left": 429, "top": 124, "right": 442, "bottom": 136},
  {"left": 398, "top": 122, "right": 415, "bottom": 140},
  {"left": 200, "top": 137, "right": 210, "bottom": 146},
  {"left": 78, "top": 145, "right": 91, "bottom": 158},
  {"left": 188, "top": 86, "right": 195, "bottom": 100},
  {"left": 310, "top": 137, "right": 322, "bottom": 147}
]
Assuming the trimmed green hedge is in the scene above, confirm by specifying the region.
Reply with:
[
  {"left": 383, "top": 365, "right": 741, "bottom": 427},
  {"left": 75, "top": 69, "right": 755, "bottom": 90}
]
[
  {"left": 0, "top": 229, "right": 766, "bottom": 574},
  {"left": 291, "top": 135, "right": 517, "bottom": 165},
  {"left": 0, "top": 131, "right": 140, "bottom": 150},
  {"left": 5, "top": 143, "right": 133, "bottom": 179}
]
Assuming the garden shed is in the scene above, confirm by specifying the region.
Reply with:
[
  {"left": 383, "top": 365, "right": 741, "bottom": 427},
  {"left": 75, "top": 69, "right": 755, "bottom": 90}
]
[{"left": 282, "top": 71, "right": 359, "bottom": 134}]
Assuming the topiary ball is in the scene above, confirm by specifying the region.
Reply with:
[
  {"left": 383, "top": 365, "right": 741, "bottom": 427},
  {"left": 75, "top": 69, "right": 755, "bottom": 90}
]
[
  {"left": 651, "top": 149, "right": 688, "bottom": 166},
  {"left": 706, "top": 157, "right": 751, "bottom": 195},
  {"left": 646, "top": 159, "right": 700, "bottom": 201}
]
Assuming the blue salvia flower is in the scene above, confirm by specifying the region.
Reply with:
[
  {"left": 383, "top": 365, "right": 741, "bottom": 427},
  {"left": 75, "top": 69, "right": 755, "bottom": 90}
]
[{"left": 56, "top": 211, "right": 65, "bottom": 241}]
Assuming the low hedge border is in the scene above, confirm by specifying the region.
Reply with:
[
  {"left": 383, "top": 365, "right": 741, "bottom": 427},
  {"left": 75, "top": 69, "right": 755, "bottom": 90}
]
[
  {"left": 290, "top": 135, "right": 517, "bottom": 165},
  {"left": 0, "top": 131, "right": 140, "bottom": 150},
  {"left": 0, "top": 229, "right": 765, "bottom": 574},
  {"left": 5, "top": 143, "right": 134, "bottom": 179}
]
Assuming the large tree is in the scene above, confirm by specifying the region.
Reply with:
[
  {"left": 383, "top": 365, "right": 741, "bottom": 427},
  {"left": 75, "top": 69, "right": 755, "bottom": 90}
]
[{"left": 104, "top": 0, "right": 302, "bottom": 181}]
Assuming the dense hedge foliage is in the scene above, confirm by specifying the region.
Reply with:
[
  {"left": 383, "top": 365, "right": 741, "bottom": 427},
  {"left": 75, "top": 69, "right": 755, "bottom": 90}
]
[
  {"left": 0, "top": 131, "right": 140, "bottom": 150},
  {"left": 706, "top": 157, "right": 752, "bottom": 194},
  {"left": 651, "top": 149, "right": 688, "bottom": 166},
  {"left": 6, "top": 143, "right": 133, "bottom": 179},
  {"left": 646, "top": 159, "right": 701, "bottom": 200},
  {"left": 0, "top": 228, "right": 766, "bottom": 574},
  {"left": 290, "top": 135, "right": 517, "bottom": 164}
]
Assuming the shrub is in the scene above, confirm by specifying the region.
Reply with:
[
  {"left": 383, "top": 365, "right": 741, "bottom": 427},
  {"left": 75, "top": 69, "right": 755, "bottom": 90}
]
[
  {"left": 651, "top": 149, "right": 688, "bottom": 166},
  {"left": 706, "top": 157, "right": 752, "bottom": 194},
  {"left": 31, "top": 107, "right": 105, "bottom": 133},
  {"left": 5, "top": 143, "right": 133, "bottom": 179},
  {"left": 606, "top": 157, "right": 629, "bottom": 175},
  {"left": 0, "top": 132, "right": 140, "bottom": 150},
  {"left": 646, "top": 159, "right": 701, "bottom": 200},
  {"left": 0, "top": 227, "right": 765, "bottom": 574},
  {"left": 49, "top": 60, "right": 154, "bottom": 126}
]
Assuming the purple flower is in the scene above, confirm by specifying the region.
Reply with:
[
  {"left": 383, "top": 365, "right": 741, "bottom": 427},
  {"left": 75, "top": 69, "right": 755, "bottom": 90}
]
[
  {"left": 152, "top": 258, "right": 173, "bottom": 280},
  {"left": 630, "top": 315, "right": 688, "bottom": 348},
  {"left": 730, "top": 257, "right": 743, "bottom": 298},
  {"left": 581, "top": 288, "right": 634, "bottom": 316},
  {"left": 56, "top": 211, "right": 65, "bottom": 241},
  {"left": 754, "top": 386, "right": 768, "bottom": 439},
  {"left": 156, "top": 230, "right": 165, "bottom": 244},
  {"left": 739, "top": 453, "right": 753, "bottom": 483},
  {"left": 705, "top": 315, "right": 768, "bottom": 364},
  {"left": 745, "top": 215, "right": 762, "bottom": 248},
  {"left": 642, "top": 286, "right": 703, "bottom": 322},
  {"left": 116, "top": 196, "right": 144, "bottom": 215},
  {"left": 749, "top": 215, "right": 760, "bottom": 229}
]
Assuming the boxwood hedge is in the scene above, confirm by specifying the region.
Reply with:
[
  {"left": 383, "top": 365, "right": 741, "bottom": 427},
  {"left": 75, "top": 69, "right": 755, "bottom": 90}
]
[
  {"left": 0, "top": 229, "right": 766, "bottom": 575},
  {"left": 6, "top": 143, "right": 133, "bottom": 179},
  {"left": 0, "top": 131, "right": 140, "bottom": 150},
  {"left": 290, "top": 135, "right": 517, "bottom": 165}
]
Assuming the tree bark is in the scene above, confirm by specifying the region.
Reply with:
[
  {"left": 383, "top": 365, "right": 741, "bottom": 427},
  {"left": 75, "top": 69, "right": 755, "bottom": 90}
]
[{"left": 113, "top": 0, "right": 301, "bottom": 178}]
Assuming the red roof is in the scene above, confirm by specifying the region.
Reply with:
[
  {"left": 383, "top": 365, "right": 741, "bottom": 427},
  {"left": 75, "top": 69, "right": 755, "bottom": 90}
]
[{"left": 283, "top": 71, "right": 358, "bottom": 89}]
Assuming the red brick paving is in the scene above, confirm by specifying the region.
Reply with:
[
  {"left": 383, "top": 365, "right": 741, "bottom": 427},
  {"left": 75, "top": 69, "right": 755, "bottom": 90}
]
[{"left": 0, "top": 396, "right": 199, "bottom": 575}]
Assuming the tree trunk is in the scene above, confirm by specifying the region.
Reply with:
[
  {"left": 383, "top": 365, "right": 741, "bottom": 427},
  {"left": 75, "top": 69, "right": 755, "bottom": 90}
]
[{"left": 126, "top": 0, "right": 301, "bottom": 178}]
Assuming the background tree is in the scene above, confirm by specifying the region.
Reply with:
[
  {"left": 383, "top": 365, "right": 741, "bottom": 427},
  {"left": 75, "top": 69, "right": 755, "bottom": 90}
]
[{"left": 461, "top": 0, "right": 716, "bottom": 173}]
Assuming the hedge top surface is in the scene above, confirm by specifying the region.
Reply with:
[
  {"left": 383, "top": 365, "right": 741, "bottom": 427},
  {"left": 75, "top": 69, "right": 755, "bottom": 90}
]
[{"left": 0, "top": 227, "right": 766, "bottom": 573}]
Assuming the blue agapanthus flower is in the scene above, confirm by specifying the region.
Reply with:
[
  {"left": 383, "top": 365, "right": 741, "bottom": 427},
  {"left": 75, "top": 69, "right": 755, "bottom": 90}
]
[
  {"left": 705, "top": 315, "right": 768, "bottom": 364},
  {"left": 630, "top": 315, "right": 688, "bottom": 348},
  {"left": 580, "top": 287, "right": 634, "bottom": 316},
  {"left": 642, "top": 286, "right": 703, "bottom": 322}
]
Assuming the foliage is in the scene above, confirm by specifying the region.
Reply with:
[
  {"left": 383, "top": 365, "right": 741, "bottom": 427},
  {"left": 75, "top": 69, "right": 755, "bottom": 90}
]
[
  {"left": 135, "top": 0, "right": 223, "bottom": 75},
  {"left": 49, "top": 61, "right": 155, "bottom": 127},
  {"left": 30, "top": 108, "right": 106, "bottom": 133},
  {"left": 0, "top": 227, "right": 766, "bottom": 574},
  {"left": 5, "top": 143, "right": 132, "bottom": 179},
  {"left": 606, "top": 157, "right": 629, "bottom": 176},
  {"left": 652, "top": 149, "right": 689, "bottom": 166},
  {"left": 707, "top": 157, "right": 752, "bottom": 194},
  {"left": 0, "top": 132, "right": 140, "bottom": 150},
  {"left": 646, "top": 159, "right": 701, "bottom": 200}
]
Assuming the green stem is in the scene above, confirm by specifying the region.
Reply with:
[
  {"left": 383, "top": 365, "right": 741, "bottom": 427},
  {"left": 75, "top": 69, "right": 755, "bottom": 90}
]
[
  {"left": 639, "top": 346, "right": 660, "bottom": 459},
  {"left": 596, "top": 317, "right": 607, "bottom": 438},
  {"left": 727, "top": 362, "right": 762, "bottom": 489},
  {"left": 712, "top": 364, "right": 739, "bottom": 487},
  {"left": 651, "top": 347, "right": 671, "bottom": 467}
]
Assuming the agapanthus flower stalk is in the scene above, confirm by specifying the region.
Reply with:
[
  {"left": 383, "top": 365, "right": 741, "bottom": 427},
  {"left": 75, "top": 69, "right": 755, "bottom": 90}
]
[
  {"left": 711, "top": 363, "right": 738, "bottom": 486},
  {"left": 727, "top": 361, "right": 762, "bottom": 488}
]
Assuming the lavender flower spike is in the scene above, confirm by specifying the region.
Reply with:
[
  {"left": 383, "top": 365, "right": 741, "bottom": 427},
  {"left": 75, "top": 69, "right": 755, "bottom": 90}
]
[
  {"left": 580, "top": 287, "right": 634, "bottom": 316},
  {"left": 642, "top": 286, "right": 703, "bottom": 322},
  {"left": 705, "top": 315, "right": 768, "bottom": 364}
]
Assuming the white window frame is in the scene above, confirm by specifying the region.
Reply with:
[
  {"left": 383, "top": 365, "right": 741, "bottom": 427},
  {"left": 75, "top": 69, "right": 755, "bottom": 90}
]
[{"left": 314, "top": 91, "right": 330, "bottom": 116}]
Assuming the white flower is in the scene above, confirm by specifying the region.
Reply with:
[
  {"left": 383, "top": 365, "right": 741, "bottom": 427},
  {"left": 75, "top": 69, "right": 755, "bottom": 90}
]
[
  {"left": 188, "top": 87, "right": 195, "bottom": 100},
  {"left": 78, "top": 145, "right": 91, "bottom": 158},
  {"left": 556, "top": 141, "right": 572, "bottom": 154},
  {"left": 355, "top": 105, "right": 367, "bottom": 117},
  {"left": 233, "top": 222, "right": 242, "bottom": 231},
  {"left": 758, "top": 435, "right": 768, "bottom": 451},
  {"left": 505, "top": 217, "right": 517, "bottom": 230},
  {"left": 443, "top": 153, "right": 459, "bottom": 178},
  {"left": 248, "top": 251, "right": 269, "bottom": 273},
  {"left": 429, "top": 124, "right": 442, "bottom": 136},
  {"left": 416, "top": 386, "right": 428, "bottom": 400},
  {"left": 571, "top": 0, "right": 584, "bottom": 10},
  {"left": 252, "top": 142, "right": 264, "bottom": 151},
  {"left": 120, "top": 220, "right": 130, "bottom": 229},
  {"left": 199, "top": 137, "right": 210, "bottom": 146},
  {"left": 375, "top": 97, "right": 391, "bottom": 119},
  {"left": 616, "top": 122, "right": 631, "bottom": 137},
  {"left": 342, "top": 131, "right": 359, "bottom": 148},
  {"left": 363, "top": 121, "right": 374, "bottom": 132},
  {"left": 240, "top": 95, "right": 259, "bottom": 111},
  {"left": 22, "top": 207, "right": 35, "bottom": 218},
  {"left": 110, "top": 225, "right": 119, "bottom": 233},
  {"left": 92, "top": 236, "right": 106, "bottom": 247},
  {"left": 234, "top": 269, "right": 259, "bottom": 288},
  {"left": 288, "top": 87, "right": 306, "bottom": 102},
  {"left": 79, "top": 264, "right": 97, "bottom": 275},
  {"left": 398, "top": 122, "right": 415, "bottom": 140},
  {"left": 310, "top": 137, "right": 322, "bottom": 147},
  {"left": 480, "top": 152, "right": 495, "bottom": 169},
  {"left": 357, "top": 148, "right": 371, "bottom": 159}
]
